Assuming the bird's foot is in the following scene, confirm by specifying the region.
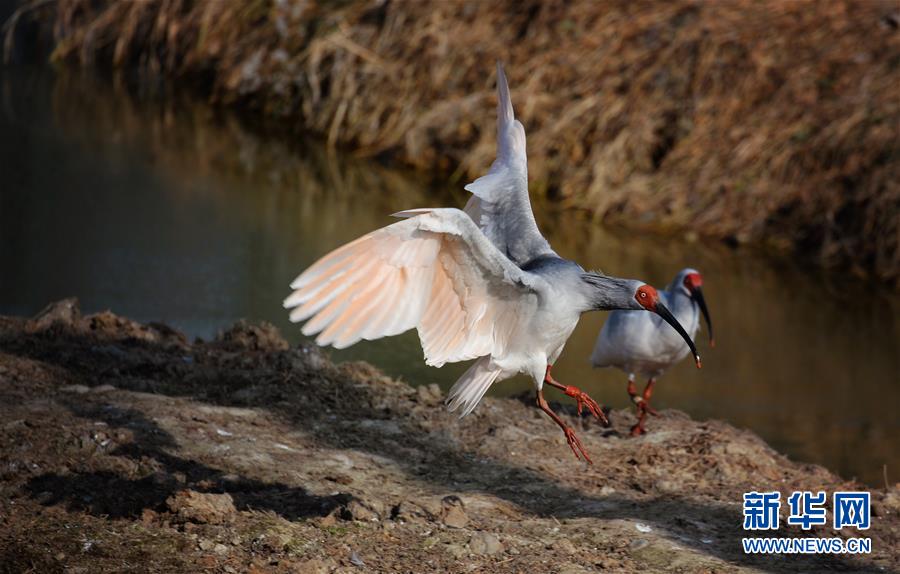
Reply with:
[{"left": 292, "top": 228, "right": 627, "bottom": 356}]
[
  {"left": 562, "top": 385, "right": 609, "bottom": 425},
  {"left": 562, "top": 426, "right": 593, "bottom": 464},
  {"left": 627, "top": 377, "right": 658, "bottom": 435},
  {"left": 631, "top": 401, "right": 657, "bottom": 436},
  {"left": 632, "top": 398, "right": 658, "bottom": 417},
  {"left": 629, "top": 400, "right": 657, "bottom": 436},
  {"left": 537, "top": 388, "right": 595, "bottom": 465},
  {"left": 544, "top": 366, "right": 609, "bottom": 426}
]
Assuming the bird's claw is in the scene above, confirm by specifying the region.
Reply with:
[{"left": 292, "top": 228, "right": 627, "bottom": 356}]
[
  {"left": 630, "top": 400, "right": 657, "bottom": 436},
  {"left": 638, "top": 401, "right": 658, "bottom": 417},
  {"left": 564, "top": 385, "right": 609, "bottom": 426},
  {"left": 563, "top": 426, "right": 593, "bottom": 465}
]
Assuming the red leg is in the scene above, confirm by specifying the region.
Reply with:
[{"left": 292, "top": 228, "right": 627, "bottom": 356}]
[
  {"left": 543, "top": 365, "right": 609, "bottom": 426},
  {"left": 627, "top": 376, "right": 658, "bottom": 436},
  {"left": 536, "top": 389, "right": 593, "bottom": 464}
]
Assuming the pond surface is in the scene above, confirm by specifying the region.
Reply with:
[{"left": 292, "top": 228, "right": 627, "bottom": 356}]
[{"left": 2, "top": 66, "right": 898, "bottom": 486}]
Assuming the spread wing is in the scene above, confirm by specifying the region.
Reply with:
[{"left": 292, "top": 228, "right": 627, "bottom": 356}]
[
  {"left": 464, "top": 62, "right": 555, "bottom": 266},
  {"left": 284, "top": 208, "right": 548, "bottom": 367}
]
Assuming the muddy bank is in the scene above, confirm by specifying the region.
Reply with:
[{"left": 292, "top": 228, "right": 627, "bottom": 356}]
[
  {"left": 7, "top": 0, "right": 900, "bottom": 285},
  {"left": 0, "top": 299, "right": 898, "bottom": 573}
]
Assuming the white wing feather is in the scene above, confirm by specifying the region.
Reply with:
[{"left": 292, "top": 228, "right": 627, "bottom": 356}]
[{"left": 284, "top": 208, "right": 547, "bottom": 367}]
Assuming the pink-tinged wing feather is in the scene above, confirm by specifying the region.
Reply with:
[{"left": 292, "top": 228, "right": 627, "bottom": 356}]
[{"left": 284, "top": 208, "right": 545, "bottom": 365}]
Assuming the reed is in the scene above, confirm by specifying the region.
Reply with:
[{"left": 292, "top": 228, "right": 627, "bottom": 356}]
[{"left": 8, "top": 0, "right": 900, "bottom": 284}]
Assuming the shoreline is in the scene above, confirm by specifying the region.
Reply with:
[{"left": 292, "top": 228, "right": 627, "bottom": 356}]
[{"left": 0, "top": 299, "right": 897, "bottom": 572}]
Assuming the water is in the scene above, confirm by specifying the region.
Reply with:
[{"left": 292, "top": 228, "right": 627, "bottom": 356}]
[{"left": 2, "top": 66, "right": 898, "bottom": 486}]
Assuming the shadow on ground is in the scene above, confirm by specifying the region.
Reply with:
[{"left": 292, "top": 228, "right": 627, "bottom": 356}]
[
  {"left": 1, "top": 309, "right": 894, "bottom": 573},
  {"left": 26, "top": 402, "right": 349, "bottom": 521}
]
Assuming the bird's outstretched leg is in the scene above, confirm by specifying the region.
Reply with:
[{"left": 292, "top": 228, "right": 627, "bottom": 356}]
[
  {"left": 536, "top": 389, "right": 593, "bottom": 464},
  {"left": 627, "top": 375, "right": 658, "bottom": 436},
  {"left": 543, "top": 365, "right": 609, "bottom": 426}
]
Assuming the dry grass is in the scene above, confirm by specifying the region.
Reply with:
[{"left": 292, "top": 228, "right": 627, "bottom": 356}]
[{"left": 8, "top": 0, "right": 900, "bottom": 283}]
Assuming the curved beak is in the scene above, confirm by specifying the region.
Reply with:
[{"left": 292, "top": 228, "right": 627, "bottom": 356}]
[
  {"left": 654, "top": 301, "right": 702, "bottom": 369},
  {"left": 690, "top": 286, "right": 714, "bottom": 347}
]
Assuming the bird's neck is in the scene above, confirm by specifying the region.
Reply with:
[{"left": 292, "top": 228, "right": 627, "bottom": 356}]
[
  {"left": 664, "top": 288, "right": 698, "bottom": 327},
  {"left": 580, "top": 273, "right": 637, "bottom": 312}
]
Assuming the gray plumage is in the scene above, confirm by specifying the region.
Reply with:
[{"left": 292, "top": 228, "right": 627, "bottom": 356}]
[
  {"left": 285, "top": 62, "right": 699, "bottom": 421},
  {"left": 464, "top": 63, "right": 555, "bottom": 266}
]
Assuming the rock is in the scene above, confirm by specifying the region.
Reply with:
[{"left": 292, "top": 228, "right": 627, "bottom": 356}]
[
  {"left": 60, "top": 385, "right": 90, "bottom": 394},
  {"left": 166, "top": 490, "right": 236, "bottom": 524},
  {"left": 26, "top": 298, "right": 80, "bottom": 333},
  {"left": 440, "top": 495, "right": 468, "bottom": 529},
  {"left": 469, "top": 531, "right": 502, "bottom": 555}
]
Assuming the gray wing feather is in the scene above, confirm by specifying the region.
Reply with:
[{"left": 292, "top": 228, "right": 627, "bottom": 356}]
[{"left": 464, "top": 62, "right": 555, "bottom": 266}]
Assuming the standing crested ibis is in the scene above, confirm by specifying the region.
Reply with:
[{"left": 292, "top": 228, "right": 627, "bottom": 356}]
[
  {"left": 284, "top": 63, "right": 701, "bottom": 463},
  {"left": 590, "top": 268, "right": 713, "bottom": 435}
]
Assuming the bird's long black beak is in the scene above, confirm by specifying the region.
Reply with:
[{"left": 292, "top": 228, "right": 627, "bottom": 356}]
[
  {"left": 654, "top": 301, "right": 702, "bottom": 369},
  {"left": 690, "top": 286, "right": 714, "bottom": 347}
]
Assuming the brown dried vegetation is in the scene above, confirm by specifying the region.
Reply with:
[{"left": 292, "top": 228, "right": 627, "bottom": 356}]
[{"left": 9, "top": 0, "right": 900, "bottom": 283}]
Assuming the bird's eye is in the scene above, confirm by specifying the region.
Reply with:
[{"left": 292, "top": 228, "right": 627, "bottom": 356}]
[{"left": 640, "top": 292, "right": 647, "bottom": 298}]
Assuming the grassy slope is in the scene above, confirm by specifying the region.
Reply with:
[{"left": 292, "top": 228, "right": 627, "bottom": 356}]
[{"left": 12, "top": 0, "right": 900, "bottom": 283}]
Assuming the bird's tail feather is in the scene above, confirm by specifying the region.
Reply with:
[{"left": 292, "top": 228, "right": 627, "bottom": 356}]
[{"left": 446, "top": 356, "right": 501, "bottom": 418}]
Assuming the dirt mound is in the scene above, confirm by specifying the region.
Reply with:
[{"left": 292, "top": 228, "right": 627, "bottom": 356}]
[
  {"left": 0, "top": 300, "right": 897, "bottom": 572},
  {"left": 7, "top": 0, "right": 900, "bottom": 284}
]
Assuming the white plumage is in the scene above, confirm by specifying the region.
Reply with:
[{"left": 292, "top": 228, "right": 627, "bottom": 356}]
[{"left": 284, "top": 63, "right": 701, "bottom": 462}]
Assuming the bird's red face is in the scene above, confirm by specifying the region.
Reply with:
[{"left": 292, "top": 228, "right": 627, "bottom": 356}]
[
  {"left": 634, "top": 284, "right": 659, "bottom": 311},
  {"left": 684, "top": 273, "right": 703, "bottom": 293},
  {"left": 683, "top": 272, "right": 703, "bottom": 293}
]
